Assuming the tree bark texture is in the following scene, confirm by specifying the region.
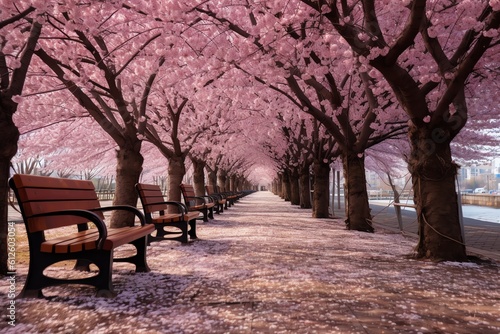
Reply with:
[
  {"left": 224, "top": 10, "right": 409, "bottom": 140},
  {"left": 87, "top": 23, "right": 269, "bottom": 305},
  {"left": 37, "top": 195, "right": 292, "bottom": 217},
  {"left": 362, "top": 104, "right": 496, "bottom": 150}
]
[
  {"left": 192, "top": 159, "right": 206, "bottom": 196},
  {"left": 282, "top": 170, "right": 291, "bottom": 202},
  {"left": 312, "top": 160, "right": 330, "bottom": 218},
  {"left": 290, "top": 170, "right": 300, "bottom": 205},
  {"left": 110, "top": 146, "right": 144, "bottom": 228},
  {"left": 168, "top": 155, "right": 186, "bottom": 202},
  {"left": 0, "top": 113, "right": 20, "bottom": 274},
  {"left": 342, "top": 152, "right": 374, "bottom": 232},
  {"left": 207, "top": 170, "right": 217, "bottom": 190},
  {"left": 408, "top": 124, "right": 466, "bottom": 261},
  {"left": 299, "top": 166, "right": 312, "bottom": 209},
  {"left": 217, "top": 170, "right": 227, "bottom": 192}
]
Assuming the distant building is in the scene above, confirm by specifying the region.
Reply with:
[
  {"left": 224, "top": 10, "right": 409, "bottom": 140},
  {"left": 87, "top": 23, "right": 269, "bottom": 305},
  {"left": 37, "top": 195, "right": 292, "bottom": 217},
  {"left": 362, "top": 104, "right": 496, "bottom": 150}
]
[{"left": 458, "top": 158, "right": 500, "bottom": 191}]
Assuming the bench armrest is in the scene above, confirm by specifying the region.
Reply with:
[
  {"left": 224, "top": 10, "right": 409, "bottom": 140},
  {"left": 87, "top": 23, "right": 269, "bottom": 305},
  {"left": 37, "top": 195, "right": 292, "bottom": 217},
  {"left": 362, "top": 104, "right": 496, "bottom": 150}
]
[
  {"left": 207, "top": 194, "right": 221, "bottom": 201},
  {"left": 186, "top": 195, "right": 214, "bottom": 204},
  {"left": 145, "top": 201, "right": 189, "bottom": 214},
  {"left": 91, "top": 205, "right": 147, "bottom": 226},
  {"left": 30, "top": 209, "right": 108, "bottom": 249}
]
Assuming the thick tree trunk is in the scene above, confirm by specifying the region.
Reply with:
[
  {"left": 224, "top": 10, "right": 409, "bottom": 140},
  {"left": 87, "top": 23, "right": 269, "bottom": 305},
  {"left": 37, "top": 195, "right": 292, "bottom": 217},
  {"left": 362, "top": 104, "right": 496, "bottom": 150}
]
[
  {"left": 192, "top": 159, "right": 206, "bottom": 196},
  {"left": 168, "top": 155, "right": 186, "bottom": 202},
  {"left": 312, "top": 160, "right": 330, "bottom": 218},
  {"left": 299, "top": 166, "right": 312, "bottom": 209},
  {"left": 409, "top": 125, "right": 466, "bottom": 261},
  {"left": 342, "top": 152, "right": 373, "bottom": 232},
  {"left": 230, "top": 174, "right": 236, "bottom": 191},
  {"left": 217, "top": 170, "right": 227, "bottom": 192},
  {"left": 279, "top": 175, "right": 284, "bottom": 197},
  {"left": 110, "top": 146, "right": 143, "bottom": 228},
  {"left": 0, "top": 114, "right": 19, "bottom": 274},
  {"left": 282, "top": 170, "right": 291, "bottom": 201},
  {"left": 207, "top": 169, "right": 217, "bottom": 191},
  {"left": 290, "top": 170, "right": 300, "bottom": 205}
]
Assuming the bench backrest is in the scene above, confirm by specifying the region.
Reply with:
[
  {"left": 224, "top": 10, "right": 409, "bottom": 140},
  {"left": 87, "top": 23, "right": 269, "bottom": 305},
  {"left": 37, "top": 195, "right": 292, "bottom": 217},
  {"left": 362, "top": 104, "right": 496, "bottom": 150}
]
[
  {"left": 135, "top": 183, "right": 168, "bottom": 214},
  {"left": 180, "top": 183, "right": 196, "bottom": 199},
  {"left": 9, "top": 174, "right": 102, "bottom": 233}
]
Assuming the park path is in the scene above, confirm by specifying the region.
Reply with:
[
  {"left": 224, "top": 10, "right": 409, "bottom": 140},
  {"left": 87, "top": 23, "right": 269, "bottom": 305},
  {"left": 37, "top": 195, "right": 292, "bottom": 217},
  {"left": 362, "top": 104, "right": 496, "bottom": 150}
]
[{"left": 2, "top": 191, "right": 500, "bottom": 333}]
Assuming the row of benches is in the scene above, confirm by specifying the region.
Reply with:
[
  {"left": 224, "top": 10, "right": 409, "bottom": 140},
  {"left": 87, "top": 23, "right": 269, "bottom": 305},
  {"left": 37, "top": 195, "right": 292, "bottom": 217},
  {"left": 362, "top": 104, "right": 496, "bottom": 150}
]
[{"left": 9, "top": 174, "right": 245, "bottom": 298}]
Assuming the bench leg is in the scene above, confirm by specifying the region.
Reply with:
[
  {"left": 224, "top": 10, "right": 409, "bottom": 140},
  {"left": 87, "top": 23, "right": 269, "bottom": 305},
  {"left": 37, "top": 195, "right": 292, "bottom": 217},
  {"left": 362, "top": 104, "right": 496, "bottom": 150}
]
[
  {"left": 179, "top": 224, "right": 188, "bottom": 243},
  {"left": 188, "top": 219, "right": 197, "bottom": 239},
  {"left": 18, "top": 255, "right": 50, "bottom": 298},
  {"left": 114, "top": 236, "right": 151, "bottom": 272},
  {"left": 74, "top": 259, "right": 92, "bottom": 271},
  {"left": 93, "top": 250, "right": 115, "bottom": 297},
  {"left": 202, "top": 209, "right": 209, "bottom": 222},
  {"left": 19, "top": 250, "right": 115, "bottom": 299},
  {"left": 208, "top": 207, "right": 214, "bottom": 219}
]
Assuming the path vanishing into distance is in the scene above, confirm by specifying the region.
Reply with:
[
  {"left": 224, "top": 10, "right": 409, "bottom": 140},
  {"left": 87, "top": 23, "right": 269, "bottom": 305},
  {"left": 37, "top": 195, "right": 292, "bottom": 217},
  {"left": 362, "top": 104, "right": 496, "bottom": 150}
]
[{"left": 2, "top": 191, "right": 500, "bottom": 333}]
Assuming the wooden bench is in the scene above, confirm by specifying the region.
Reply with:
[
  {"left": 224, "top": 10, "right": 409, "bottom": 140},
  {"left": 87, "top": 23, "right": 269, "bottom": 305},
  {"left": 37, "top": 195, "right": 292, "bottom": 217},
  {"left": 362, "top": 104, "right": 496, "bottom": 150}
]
[
  {"left": 205, "top": 185, "right": 228, "bottom": 212},
  {"left": 136, "top": 183, "right": 199, "bottom": 243},
  {"left": 216, "top": 186, "right": 241, "bottom": 207},
  {"left": 180, "top": 183, "right": 215, "bottom": 222},
  {"left": 9, "top": 174, "right": 155, "bottom": 298}
]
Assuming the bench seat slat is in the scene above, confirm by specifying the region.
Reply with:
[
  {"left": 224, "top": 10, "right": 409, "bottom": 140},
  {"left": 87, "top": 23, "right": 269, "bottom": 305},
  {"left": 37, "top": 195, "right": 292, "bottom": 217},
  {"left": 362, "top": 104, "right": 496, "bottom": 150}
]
[
  {"left": 41, "top": 230, "right": 99, "bottom": 253},
  {"left": 189, "top": 203, "right": 215, "bottom": 210},
  {"left": 40, "top": 225, "right": 155, "bottom": 253},
  {"left": 152, "top": 211, "right": 199, "bottom": 224},
  {"left": 103, "top": 226, "right": 155, "bottom": 251}
]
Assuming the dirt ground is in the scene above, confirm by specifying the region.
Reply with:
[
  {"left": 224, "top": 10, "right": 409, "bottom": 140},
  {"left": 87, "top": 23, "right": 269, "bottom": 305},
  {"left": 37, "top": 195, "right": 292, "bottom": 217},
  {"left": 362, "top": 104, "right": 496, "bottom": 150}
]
[{"left": 1, "top": 192, "right": 499, "bottom": 333}]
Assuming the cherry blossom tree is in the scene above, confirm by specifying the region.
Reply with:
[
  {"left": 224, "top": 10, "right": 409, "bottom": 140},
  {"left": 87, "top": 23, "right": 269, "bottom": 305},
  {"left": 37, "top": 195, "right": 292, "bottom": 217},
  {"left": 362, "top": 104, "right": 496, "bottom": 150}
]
[
  {"left": 298, "top": 0, "right": 500, "bottom": 261},
  {"left": 25, "top": 1, "right": 227, "bottom": 225},
  {"left": 193, "top": 3, "right": 408, "bottom": 230},
  {"left": 0, "top": 3, "right": 41, "bottom": 274}
]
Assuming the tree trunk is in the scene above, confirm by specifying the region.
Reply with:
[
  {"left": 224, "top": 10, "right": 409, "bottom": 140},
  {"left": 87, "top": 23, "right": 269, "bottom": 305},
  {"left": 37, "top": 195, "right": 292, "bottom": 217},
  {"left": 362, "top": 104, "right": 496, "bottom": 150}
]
[
  {"left": 192, "top": 159, "right": 206, "bottom": 196},
  {"left": 299, "top": 166, "right": 312, "bottom": 209},
  {"left": 312, "top": 160, "right": 330, "bottom": 218},
  {"left": 409, "top": 125, "right": 466, "bottom": 261},
  {"left": 282, "top": 170, "right": 291, "bottom": 201},
  {"left": 0, "top": 114, "right": 20, "bottom": 274},
  {"left": 277, "top": 173, "right": 284, "bottom": 198},
  {"left": 230, "top": 174, "right": 236, "bottom": 191},
  {"left": 272, "top": 179, "right": 278, "bottom": 195},
  {"left": 207, "top": 169, "right": 217, "bottom": 190},
  {"left": 168, "top": 155, "right": 186, "bottom": 202},
  {"left": 342, "top": 152, "right": 374, "bottom": 232},
  {"left": 110, "top": 146, "right": 143, "bottom": 228},
  {"left": 218, "top": 170, "right": 227, "bottom": 192},
  {"left": 290, "top": 170, "right": 300, "bottom": 205}
]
